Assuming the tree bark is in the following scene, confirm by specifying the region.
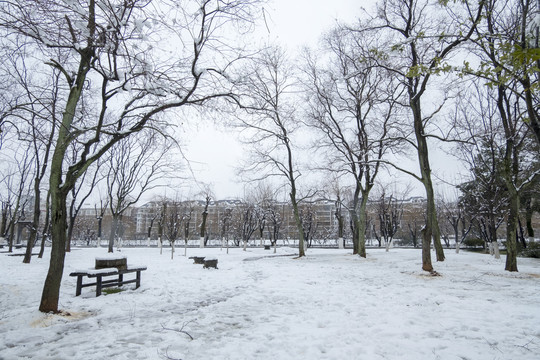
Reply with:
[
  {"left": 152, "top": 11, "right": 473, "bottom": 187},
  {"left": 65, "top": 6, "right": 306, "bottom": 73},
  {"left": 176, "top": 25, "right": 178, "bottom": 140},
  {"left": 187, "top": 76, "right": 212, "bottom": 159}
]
[
  {"left": 525, "top": 198, "right": 534, "bottom": 241},
  {"left": 39, "top": 188, "right": 68, "bottom": 313},
  {"left": 38, "top": 31, "right": 92, "bottom": 312},
  {"left": 357, "top": 195, "right": 369, "bottom": 258},
  {"left": 290, "top": 192, "right": 305, "bottom": 257},
  {"left": 38, "top": 191, "right": 51, "bottom": 259},
  {"left": 411, "top": 97, "right": 444, "bottom": 270},
  {"left": 420, "top": 226, "right": 433, "bottom": 272},
  {"left": 23, "top": 182, "right": 41, "bottom": 263}
]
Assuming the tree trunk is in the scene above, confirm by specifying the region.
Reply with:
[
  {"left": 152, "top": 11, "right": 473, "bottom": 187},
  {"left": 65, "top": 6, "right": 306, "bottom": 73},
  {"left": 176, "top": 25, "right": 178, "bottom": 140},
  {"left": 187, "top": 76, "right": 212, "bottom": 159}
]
[
  {"left": 66, "top": 214, "right": 75, "bottom": 253},
  {"left": 505, "top": 187, "right": 519, "bottom": 271},
  {"left": 385, "top": 238, "right": 394, "bottom": 252},
  {"left": 420, "top": 226, "right": 433, "bottom": 272},
  {"left": 38, "top": 192, "right": 51, "bottom": 259},
  {"left": 7, "top": 199, "right": 20, "bottom": 253},
  {"left": 357, "top": 196, "right": 368, "bottom": 258},
  {"left": 290, "top": 193, "right": 305, "bottom": 257},
  {"left": 350, "top": 210, "right": 359, "bottom": 254},
  {"left": 39, "top": 189, "right": 68, "bottom": 313},
  {"left": 171, "top": 242, "right": 175, "bottom": 259},
  {"left": 24, "top": 182, "right": 42, "bottom": 263},
  {"left": 96, "top": 217, "right": 102, "bottom": 247},
  {"left": 410, "top": 90, "right": 445, "bottom": 269},
  {"left": 200, "top": 210, "right": 208, "bottom": 247},
  {"left": 493, "top": 241, "right": 501, "bottom": 259},
  {"left": 108, "top": 216, "right": 118, "bottom": 253}
]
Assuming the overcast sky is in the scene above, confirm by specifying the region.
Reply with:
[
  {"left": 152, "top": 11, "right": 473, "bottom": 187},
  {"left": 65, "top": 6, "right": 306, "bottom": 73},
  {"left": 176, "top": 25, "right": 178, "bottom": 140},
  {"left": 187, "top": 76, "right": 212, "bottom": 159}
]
[
  {"left": 180, "top": 0, "right": 370, "bottom": 200},
  {"left": 177, "top": 0, "right": 461, "bottom": 202}
]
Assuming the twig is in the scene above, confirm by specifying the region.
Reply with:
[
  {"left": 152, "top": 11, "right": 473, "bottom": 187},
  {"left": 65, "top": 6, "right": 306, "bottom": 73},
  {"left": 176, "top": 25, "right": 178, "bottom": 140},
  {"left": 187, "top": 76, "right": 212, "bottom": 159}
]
[
  {"left": 483, "top": 337, "right": 503, "bottom": 354},
  {"left": 158, "top": 347, "right": 182, "bottom": 360},
  {"left": 514, "top": 338, "right": 536, "bottom": 352},
  {"left": 454, "top": 272, "right": 493, "bottom": 286},
  {"left": 161, "top": 320, "right": 195, "bottom": 341}
]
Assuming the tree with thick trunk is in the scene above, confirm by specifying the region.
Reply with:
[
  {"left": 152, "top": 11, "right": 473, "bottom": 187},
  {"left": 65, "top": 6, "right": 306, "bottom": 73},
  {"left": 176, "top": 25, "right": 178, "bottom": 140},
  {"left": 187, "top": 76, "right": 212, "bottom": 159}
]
[
  {"left": 199, "top": 191, "right": 212, "bottom": 248},
  {"left": 303, "top": 26, "right": 402, "bottom": 258},
  {"left": 463, "top": 0, "right": 540, "bottom": 271},
  {"left": 0, "top": 0, "right": 261, "bottom": 313},
  {"left": 358, "top": 0, "right": 484, "bottom": 270},
  {"left": 234, "top": 46, "right": 309, "bottom": 257}
]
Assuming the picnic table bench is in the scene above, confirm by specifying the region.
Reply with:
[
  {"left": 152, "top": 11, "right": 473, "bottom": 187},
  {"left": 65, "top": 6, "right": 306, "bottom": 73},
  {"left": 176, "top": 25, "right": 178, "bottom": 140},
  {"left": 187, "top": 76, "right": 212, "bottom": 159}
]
[
  {"left": 69, "top": 265, "right": 147, "bottom": 297},
  {"left": 203, "top": 258, "right": 218, "bottom": 269},
  {"left": 189, "top": 256, "right": 205, "bottom": 264}
]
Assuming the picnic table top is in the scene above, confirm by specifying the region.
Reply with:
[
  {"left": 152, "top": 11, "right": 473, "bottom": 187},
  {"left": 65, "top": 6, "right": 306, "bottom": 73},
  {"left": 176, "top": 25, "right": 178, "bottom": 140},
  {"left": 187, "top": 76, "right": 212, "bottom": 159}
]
[{"left": 70, "top": 265, "right": 147, "bottom": 276}]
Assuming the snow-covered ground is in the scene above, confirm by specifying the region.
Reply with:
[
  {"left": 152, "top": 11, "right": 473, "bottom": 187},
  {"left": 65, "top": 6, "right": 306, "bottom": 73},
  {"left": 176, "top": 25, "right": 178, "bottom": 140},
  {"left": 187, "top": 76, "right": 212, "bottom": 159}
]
[{"left": 1, "top": 246, "right": 539, "bottom": 360}]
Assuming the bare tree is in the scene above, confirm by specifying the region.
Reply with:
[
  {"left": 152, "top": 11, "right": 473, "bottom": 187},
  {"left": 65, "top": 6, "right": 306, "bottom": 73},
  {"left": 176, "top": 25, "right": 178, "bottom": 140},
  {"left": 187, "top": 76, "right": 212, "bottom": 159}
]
[
  {"left": 94, "top": 197, "right": 108, "bottom": 248},
  {"left": 266, "top": 202, "right": 282, "bottom": 253},
  {"left": 240, "top": 202, "right": 258, "bottom": 250},
  {"left": 198, "top": 186, "right": 213, "bottom": 248},
  {"left": 163, "top": 199, "right": 183, "bottom": 260},
  {"left": 4, "top": 54, "right": 62, "bottom": 263},
  {"left": 436, "top": 191, "right": 473, "bottom": 253},
  {"left": 1, "top": 146, "right": 33, "bottom": 252},
  {"left": 303, "top": 25, "right": 403, "bottom": 257},
  {"left": 299, "top": 204, "right": 318, "bottom": 248},
  {"left": 220, "top": 206, "right": 233, "bottom": 253},
  {"left": 0, "top": 0, "right": 262, "bottom": 313},
  {"left": 234, "top": 45, "right": 310, "bottom": 257},
  {"left": 352, "top": 0, "right": 484, "bottom": 271},
  {"left": 66, "top": 158, "right": 103, "bottom": 252},
  {"left": 105, "top": 132, "right": 172, "bottom": 253},
  {"left": 457, "top": 82, "right": 537, "bottom": 266},
  {"left": 181, "top": 201, "right": 194, "bottom": 256},
  {"left": 372, "top": 191, "right": 403, "bottom": 252},
  {"left": 465, "top": 0, "right": 540, "bottom": 271}
]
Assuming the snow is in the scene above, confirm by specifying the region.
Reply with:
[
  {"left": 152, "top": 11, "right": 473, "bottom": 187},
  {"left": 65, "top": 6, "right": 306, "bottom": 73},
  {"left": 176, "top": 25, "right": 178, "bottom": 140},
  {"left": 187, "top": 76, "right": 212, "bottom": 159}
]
[
  {"left": 1, "top": 247, "right": 540, "bottom": 359},
  {"left": 95, "top": 254, "right": 127, "bottom": 261}
]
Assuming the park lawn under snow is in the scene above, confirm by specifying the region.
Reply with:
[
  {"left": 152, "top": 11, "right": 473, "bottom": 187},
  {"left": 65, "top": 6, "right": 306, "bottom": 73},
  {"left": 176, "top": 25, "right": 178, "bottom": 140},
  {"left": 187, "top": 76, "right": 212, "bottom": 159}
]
[{"left": 1, "top": 246, "right": 539, "bottom": 360}]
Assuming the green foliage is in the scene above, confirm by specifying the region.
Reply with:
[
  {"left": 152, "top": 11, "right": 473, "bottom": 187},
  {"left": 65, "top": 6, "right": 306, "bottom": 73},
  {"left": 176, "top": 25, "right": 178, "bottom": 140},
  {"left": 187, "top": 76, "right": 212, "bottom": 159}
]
[
  {"left": 519, "top": 241, "right": 540, "bottom": 258},
  {"left": 406, "top": 60, "right": 453, "bottom": 78},
  {"left": 102, "top": 288, "right": 124, "bottom": 295},
  {"left": 462, "top": 237, "right": 485, "bottom": 247},
  {"left": 461, "top": 40, "right": 540, "bottom": 88}
]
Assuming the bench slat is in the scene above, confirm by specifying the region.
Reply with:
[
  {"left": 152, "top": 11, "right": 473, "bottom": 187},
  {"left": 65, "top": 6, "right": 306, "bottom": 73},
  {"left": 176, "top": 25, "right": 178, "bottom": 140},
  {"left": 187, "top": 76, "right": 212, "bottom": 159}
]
[{"left": 70, "top": 266, "right": 147, "bottom": 297}]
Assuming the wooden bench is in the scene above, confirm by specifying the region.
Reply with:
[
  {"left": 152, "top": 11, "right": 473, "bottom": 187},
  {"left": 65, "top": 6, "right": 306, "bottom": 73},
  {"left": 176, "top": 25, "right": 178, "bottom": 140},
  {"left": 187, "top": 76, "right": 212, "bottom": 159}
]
[
  {"left": 69, "top": 265, "right": 147, "bottom": 297},
  {"left": 189, "top": 256, "right": 205, "bottom": 264},
  {"left": 203, "top": 259, "right": 218, "bottom": 269}
]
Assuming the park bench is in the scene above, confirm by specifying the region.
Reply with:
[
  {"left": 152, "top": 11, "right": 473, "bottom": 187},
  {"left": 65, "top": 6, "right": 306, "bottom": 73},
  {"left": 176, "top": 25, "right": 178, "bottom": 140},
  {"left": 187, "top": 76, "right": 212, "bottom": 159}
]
[
  {"left": 189, "top": 256, "right": 205, "bottom": 264},
  {"left": 69, "top": 265, "right": 147, "bottom": 297},
  {"left": 203, "top": 258, "right": 218, "bottom": 269}
]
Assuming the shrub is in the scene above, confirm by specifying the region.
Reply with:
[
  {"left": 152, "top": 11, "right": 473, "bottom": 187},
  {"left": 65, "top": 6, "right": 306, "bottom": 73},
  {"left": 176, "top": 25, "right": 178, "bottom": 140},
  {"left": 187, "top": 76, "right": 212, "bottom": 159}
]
[
  {"left": 462, "top": 238, "right": 485, "bottom": 248},
  {"left": 520, "top": 241, "right": 540, "bottom": 258}
]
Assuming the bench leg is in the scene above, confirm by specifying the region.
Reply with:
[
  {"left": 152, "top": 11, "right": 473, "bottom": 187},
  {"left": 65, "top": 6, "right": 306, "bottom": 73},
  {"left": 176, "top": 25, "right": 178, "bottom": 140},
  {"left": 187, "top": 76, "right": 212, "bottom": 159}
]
[
  {"left": 76, "top": 276, "right": 83, "bottom": 296},
  {"left": 118, "top": 273, "right": 123, "bottom": 287},
  {"left": 96, "top": 275, "right": 103, "bottom": 297},
  {"left": 135, "top": 271, "right": 141, "bottom": 289}
]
